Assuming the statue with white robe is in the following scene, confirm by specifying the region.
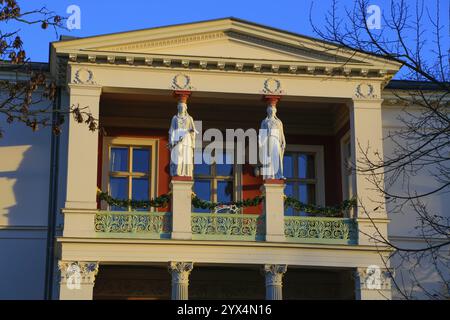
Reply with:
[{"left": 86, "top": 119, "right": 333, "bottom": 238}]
[
  {"left": 168, "top": 102, "right": 197, "bottom": 177},
  {"left": 259, "top": 105, "right": 286, "bottom": 179}
]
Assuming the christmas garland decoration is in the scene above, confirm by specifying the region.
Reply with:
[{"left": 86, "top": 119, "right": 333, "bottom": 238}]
[
  {"left": 97, "top": 190, "right": 171, "bottom": 209},
  {"left": 284, "top": 196, "right": 357, "bottom": 217},
  {"left": 97, "top": 189, "right": 356, "bottom": 216},
  {"left": 191, "top": 193, "right": 264, "bottom": 210}
]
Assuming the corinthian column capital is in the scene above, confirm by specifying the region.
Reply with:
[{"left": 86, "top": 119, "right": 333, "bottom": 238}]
[
  {"left": 168, "top": 261, "right": 194, "bottom": 284},
  {"left": 355, "top": 266, "right": 392, "bottom": 291},
  {"left": 263, "top": 264, "right": 287, "bottom": 286},
  {"left": 58, "top": 261, "right": 99, "bottom": 285}
]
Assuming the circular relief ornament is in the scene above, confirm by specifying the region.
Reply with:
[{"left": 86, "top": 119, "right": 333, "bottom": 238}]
[
  {"left": 355, "top": 83, "right": 376, "bottom": 98},
  {"left": 172, "top": 73, "right": 192, "bottom": 90},
  {"left": 263, "top": 78, "right": 282, "bottom": 94},
  {"left": 74, "top": 68, "right": 95, "bottom": 84}
]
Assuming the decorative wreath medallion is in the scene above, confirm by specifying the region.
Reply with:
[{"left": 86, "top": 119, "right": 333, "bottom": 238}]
[
  {"left": 355, "top": 83, "right": 376, "bottom": 99},
  {"left": 172, "top": 73, "right": 192, "bottom": 90},
  {"left": 263, "top": 78, "right": 282, "bottom": 94},
  {"left": 74, "top": 68, "right": 95, "bottom": 84}
]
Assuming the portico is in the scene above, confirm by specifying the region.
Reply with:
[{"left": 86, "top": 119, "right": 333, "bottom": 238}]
[{"left": 52, "top": 18, "right": 401, "bottom": 300}]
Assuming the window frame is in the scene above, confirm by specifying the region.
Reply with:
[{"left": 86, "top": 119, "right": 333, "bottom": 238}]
[
  {"left": 101, "top": 137, "right": 158, "bottom": 211},
  {"left": 193, "top": 144, "right": 242, "bottom": 211},
  {"left": 284, "top": 144, "right": 326, "bottom": 207}
]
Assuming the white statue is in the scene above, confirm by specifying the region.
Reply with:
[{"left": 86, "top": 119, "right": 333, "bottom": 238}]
[
  {"left": 259, "top": 105, "right": 286, "bottom": 179},
  {"left": 169, "top": 101, "right": 197, "bottom": 177}
]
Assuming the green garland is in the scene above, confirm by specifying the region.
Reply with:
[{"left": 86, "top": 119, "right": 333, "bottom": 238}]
[
  {"left": 97, "top": 190, "right": 170, "bottom": 209},
  {"left": 191, "top": 194, "right": 264, "bottom": 210},
  {"left": 97, "top": 189, "right": 357, "bottom": 216},
  {"left": 284, "top": 196, "right": 357, "bottom": 217}
]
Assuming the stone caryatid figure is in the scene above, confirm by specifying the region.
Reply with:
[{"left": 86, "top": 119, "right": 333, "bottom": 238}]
[
  {"left": 259, "top": 99, "right": 286, "bottom": 180},
  {"left": 169, "top": 97, "right": 197, "bottom": 177}
]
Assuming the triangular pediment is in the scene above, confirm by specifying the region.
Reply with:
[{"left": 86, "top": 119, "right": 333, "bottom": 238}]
[
  {"left": 51, "top": 17, "right": 401, "bottom": 72},
  {"left": 89, "top": 30, "right": 357, "bottom": 63}
]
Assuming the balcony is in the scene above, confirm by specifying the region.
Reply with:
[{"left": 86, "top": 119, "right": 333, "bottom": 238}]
[{"left": 65, "top": 210, "right": 359, "bottom": 245}]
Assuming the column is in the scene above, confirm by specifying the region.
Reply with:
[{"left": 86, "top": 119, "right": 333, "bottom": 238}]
[
  {"left": 262, "top": 180, "right": 285, "bottom": 242},
  {"left": 64, "top": 83, "right": 102, "bottom": 210},
  {"left": 354, "top": 266, "right": 392, "bottom": 300},
  {"left": 58, "top": 261, "right": 99, "bottom": 300},
  {"left": 168, "top": 262, "right": 193, "bottom": 300},
  {"left": 61, "top": 83, "right": 102, "bottom": 238},
  {"left": 263, "top": 264, "right": 287, "bottom": 300},
  {"left": 349, "top": 96, "right": 389, "bottom": 245}
]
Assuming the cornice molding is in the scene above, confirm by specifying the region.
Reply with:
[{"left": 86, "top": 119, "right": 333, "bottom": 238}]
[
  {"left": 59, "top": 56, "right": 393, "bottom": 83},
  {"left": 227, "top": 31, "right": 360, "bottom": 63},
  {"left": 96, "top": 31, "right": 227, "bottom": 52}
]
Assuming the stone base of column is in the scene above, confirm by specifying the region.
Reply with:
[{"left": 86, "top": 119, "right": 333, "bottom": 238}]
[
  {"left": 170, "top": 179, "right": 193, "bottom": 240},
  {"left": 265, "top": 234, "right": 286, "bottom": 242},
  {"left": 261, "top": 181, "right": 285, "bottom": 242}
]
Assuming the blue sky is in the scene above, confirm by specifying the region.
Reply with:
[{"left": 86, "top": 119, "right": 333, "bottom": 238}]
[{"left": 9, "top": 0, "right": 450, "bottom": 74}]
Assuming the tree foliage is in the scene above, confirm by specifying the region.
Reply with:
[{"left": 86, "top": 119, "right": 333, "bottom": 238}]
[
  {"left": 0, "top": 0, "right": 96, "bottom": 137},
  {"left": 311, "top": 0, "right": 449, "bottom": 299}
]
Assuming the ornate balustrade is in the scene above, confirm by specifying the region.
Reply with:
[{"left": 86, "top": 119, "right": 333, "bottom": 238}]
[
  {"left": 94, "top": 211, "right": 172, "bottom": 239},
  {"left": 284, "top": 216, "right": 358, "bottom": 245},
  {"left": 191, "top": 213, "right": 264, "bottom": 241},
  {"left": 84, "top": 210, "right": 358, "bottom": 244}
]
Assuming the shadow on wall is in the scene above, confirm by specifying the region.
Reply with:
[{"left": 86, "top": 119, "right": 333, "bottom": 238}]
[{"left": 0, "top": 142, "right": 50, "bottom": 227}]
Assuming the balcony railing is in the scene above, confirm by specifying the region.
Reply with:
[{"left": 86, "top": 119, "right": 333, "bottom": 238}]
[
  {"left": 67, "top": 211, "right": 357, "bottom": 245},
  {"left": 94, "top": 211, "right": 171, "bottom": 239},
  {"left": 284, "top": 216, "right": 358, "bottom": 245},
  {"left": 191, "top": 213, "right": 264, "bottom": 241}
]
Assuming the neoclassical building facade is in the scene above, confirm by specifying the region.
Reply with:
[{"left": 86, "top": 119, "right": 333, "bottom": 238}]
[{"left": 2, "top": 18, "right": 441, "bottom": 300}]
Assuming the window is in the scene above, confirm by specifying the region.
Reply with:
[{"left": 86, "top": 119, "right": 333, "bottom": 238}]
[
  {"left": 283, "top": 145, "right": 325, "bottom": 216},
  {"left": 193, "top": 148, "right": 241, "bottom": 213},
  {"left": 341, "top": 133, "right": 354, "bottom": 201},
  {"left": 102, "top": 137, "right": 158, "bottom": 211}
]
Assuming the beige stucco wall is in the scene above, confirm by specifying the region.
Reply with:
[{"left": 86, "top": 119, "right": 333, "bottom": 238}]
[
  {"left": 0, "top": 99, "right": 52, "bottom": 299},
  {"left": 381, "top": 102, "right": 450, "bottom": 299}
]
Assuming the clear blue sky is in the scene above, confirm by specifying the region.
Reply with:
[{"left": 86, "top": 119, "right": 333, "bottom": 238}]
[{"left": 11, "top": 0, "right": 450, "bottom": 72}]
